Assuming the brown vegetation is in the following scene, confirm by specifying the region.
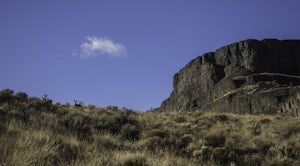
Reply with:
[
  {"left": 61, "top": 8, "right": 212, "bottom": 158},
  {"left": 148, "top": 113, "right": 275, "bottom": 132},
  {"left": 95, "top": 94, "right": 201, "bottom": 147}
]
[{"left": 0, "top": 89, "right": 300, "bottom": 165}]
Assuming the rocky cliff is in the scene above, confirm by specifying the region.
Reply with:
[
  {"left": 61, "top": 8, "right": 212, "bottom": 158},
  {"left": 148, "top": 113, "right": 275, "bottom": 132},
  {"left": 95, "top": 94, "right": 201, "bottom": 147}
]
[{"left": 161, "top": 39, "right": 300, "bottom": 116}]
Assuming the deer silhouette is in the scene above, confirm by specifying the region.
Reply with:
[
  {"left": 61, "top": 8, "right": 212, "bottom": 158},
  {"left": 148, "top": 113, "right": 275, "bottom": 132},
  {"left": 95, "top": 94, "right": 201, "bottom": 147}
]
[
  {"left": 74, "top": 99, "right": 82, "bottom": 107},
  {"left": 42, "top": 94, "right": 48, "bottom": 102}
]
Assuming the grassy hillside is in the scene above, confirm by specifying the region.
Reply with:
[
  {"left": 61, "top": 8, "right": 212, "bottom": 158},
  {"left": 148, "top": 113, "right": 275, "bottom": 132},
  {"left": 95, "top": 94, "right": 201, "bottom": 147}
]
[{"left": 1, "top": 89, "right": 300, "bottom": 166}]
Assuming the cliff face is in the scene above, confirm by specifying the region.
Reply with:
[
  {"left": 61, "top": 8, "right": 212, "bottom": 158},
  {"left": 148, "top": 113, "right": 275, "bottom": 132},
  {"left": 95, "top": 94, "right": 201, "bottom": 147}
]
[{"left": 161, "top": 39, "right": 300, "bottom": 115}]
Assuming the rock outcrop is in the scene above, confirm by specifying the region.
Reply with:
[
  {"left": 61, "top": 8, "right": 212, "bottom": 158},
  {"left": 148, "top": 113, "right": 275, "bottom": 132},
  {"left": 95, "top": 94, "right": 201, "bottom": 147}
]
[{"left": 161, "top": 39, "right": 300, "bottom": 116}]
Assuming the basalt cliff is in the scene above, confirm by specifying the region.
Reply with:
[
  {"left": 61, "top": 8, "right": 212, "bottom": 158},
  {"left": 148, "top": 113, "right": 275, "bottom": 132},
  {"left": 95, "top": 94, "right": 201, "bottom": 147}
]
[{"left": 161, "top": 39, "right": 300, "bottom": 116}]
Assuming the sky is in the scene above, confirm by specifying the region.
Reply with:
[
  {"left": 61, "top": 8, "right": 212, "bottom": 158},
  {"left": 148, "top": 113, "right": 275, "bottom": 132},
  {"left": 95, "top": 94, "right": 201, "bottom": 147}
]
[{"left": 0, "top": 0, "right": 300, "bottom": 110}]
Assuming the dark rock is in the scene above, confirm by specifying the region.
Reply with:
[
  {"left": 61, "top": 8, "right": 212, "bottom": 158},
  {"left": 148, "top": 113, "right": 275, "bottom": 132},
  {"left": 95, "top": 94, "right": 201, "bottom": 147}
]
[{"left": 161, "top": 39, "right": 300, "bottom": 116}]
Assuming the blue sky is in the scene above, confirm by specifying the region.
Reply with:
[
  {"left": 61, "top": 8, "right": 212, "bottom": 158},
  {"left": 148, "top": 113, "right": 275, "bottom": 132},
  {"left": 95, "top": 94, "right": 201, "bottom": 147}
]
[{"left": 1, "top": 1, "right": 300, "bottom": 110}]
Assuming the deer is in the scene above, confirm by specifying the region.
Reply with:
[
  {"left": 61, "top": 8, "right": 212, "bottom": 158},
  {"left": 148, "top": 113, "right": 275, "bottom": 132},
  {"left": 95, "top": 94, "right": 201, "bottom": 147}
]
[
  {"left": 42, "top": 94, "right": 48, "bottom": 102},
  {"left": 74, "top": 99, "right": 82, "bottom": 107},
  {"left": 41, "top": 94, "right": 53, "bottom": 111}
]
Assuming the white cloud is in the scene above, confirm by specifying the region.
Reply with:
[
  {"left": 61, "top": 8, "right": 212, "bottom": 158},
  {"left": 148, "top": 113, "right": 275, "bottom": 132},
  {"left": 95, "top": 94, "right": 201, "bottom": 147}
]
[{"left": 78, "top": 36, "right": 127, "bottom": 59}]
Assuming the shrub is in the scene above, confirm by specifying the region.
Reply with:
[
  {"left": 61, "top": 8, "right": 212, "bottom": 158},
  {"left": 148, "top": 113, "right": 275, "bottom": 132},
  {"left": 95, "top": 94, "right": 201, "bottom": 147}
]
[
  {"left": 253, "top": 138, "right": 274, "bottom": 155},
  {"left": 106, "top": 105, "right": 119, "bottom": 111},
  {"left": 137, "top": 136, "right": 166, "bottom": 153},
  {"left": 0, "top": 89, "right": 15, "bottom": 104},
  {"left": 94, "top": 111, "right": 138, "bottom": 135},
  {"left": 144, "top": 129, "right": 169, "bottom": 139},
  {"left": 14, "top": 92, "right": 28, "bottom": 102},
  {"left": 0, "top": 130, "right": 18, "bottom": 164},
  {"left": 28, "top": 97, "right": 43, "bottom": 109},
  {"left": 119, "top": 124, "right": 140, "bottom": 141},
  {"left": 116, "top": 153, "right": 148, "bottom": 166},
  {"left": 251, "top": 121, "right": 261, "bottom": 135},
  {"left": 177, "top": 134, "right": 194, "bottom": 149},
  {"left": 192, "top": 146, "right": 212, "bottom": 161},
  {"left": 211, "top": 147, "right": 230, "bottom": 164},
  {"left": 175, "top": 116, "right": 187, "bottom": 123},
  {"left": 279, "top": 123, "right": 300, "bottom": 139},
  {"left": 213, "top": 114, "right": 228, "bottom": 122},
  {"left": 260, "top": 118, "right": 271, "bottom": 124},
  {"left": 204, "top": 132, "right": 226, "bottom": 147},
  {"left": 96, "top": 135, "right": 124, "bottom": 151},
  {"left": 53, "top": 139, "right": 79, "bottom": 162},
  {"left": 242, "top": 154, "right": 263, "bottom": 166}
]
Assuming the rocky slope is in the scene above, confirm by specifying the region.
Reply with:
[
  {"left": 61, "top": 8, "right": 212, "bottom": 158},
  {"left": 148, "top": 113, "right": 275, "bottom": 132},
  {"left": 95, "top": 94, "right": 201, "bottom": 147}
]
[{"left": 161, "top": 39, "right": 300, "bottom": 116}]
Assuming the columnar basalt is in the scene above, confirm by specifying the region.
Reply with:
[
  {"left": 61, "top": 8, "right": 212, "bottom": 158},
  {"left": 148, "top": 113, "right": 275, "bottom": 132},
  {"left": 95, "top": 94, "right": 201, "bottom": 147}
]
[{"left": 161, "top": 39, "right": 300, "bottom": 115}]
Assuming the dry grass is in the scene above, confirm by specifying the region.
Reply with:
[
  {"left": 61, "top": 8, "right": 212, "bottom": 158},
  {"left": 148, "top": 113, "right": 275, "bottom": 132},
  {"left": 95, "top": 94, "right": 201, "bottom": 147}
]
[{"left": 1, "top": 89, "right": 300, "bottom": 165}]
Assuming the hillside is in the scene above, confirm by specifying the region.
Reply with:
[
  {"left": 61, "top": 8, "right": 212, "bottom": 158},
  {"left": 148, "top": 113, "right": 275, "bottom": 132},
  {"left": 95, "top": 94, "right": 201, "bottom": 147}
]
[
  {"left": 1, "top": 89, "right": 300, "bottom": 165},
  {"left": 161, "top": 39, "right": 300, "bottom": 114}
]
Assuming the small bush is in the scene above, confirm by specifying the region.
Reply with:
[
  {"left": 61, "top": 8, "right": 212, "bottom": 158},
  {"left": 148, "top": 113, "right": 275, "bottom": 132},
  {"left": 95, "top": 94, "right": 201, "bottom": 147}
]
[
  {"left": 253, "top": 138, "right": 274, "bottom": 154},
  {"left": 193, "top": 146, "right": 212, "bottom": 161},
  {"left": 96, "top": 135, "right": 124, "bottom": 151},
  {"left": 116, "top": 153, "right": 148, "bottom": 166},
  {"left": 144, "top": 129, "right": 169, "bottom": 139},
  {"left": 0, "top": 131, "right": 18, "bottom": 164},
  {"left": 175, "top": 116, "right": 187, "bottom": 123},
  {"left": 251, "top": 121, "right": 261, "bottom": 135},
  {"left": 204, "top": 132, "right": 226, "bottom": 147},
  {"left": 137, "top": 136, "right": 166, "bottom": 153},
  {"left": 242, "top": 154, "right": 263, "bottom": 166},
  {"left": 177, "top": 134, "right": 194, "bottom": 149},
  {"left": 120, "top": 124, "right": 140, "bottom": 141},
  {"left": 212, "top": 147, "right": 230, "bottom": 164},
  {"left": 0, "top": 89, "right": 14, "bottom": 103},
  {"left": 213, "top": 114, "right": 228, "bottom": 122},
  {"left": 260, "top": 118, "right": 271, "bottom": 124},
  {"left": 14, "top": 92, "right": 28, "bottom": 102}
]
